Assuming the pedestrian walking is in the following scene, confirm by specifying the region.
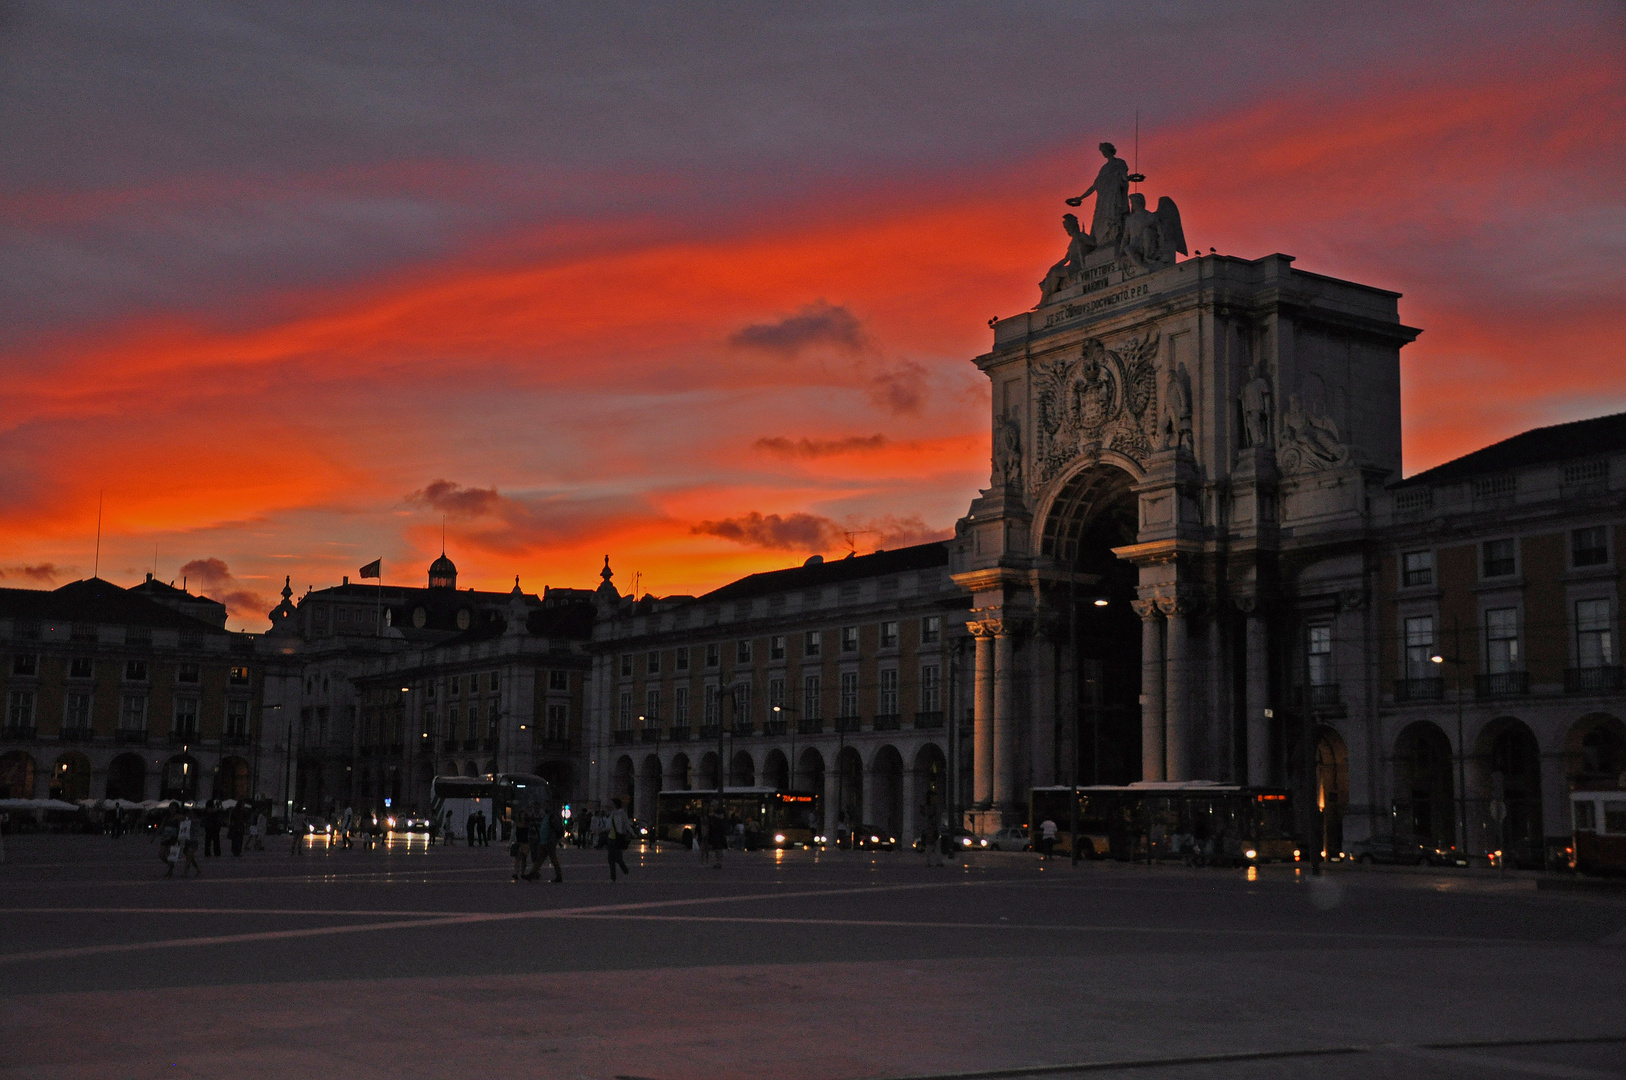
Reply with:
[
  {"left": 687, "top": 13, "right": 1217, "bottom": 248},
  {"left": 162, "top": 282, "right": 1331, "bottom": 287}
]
[
  {"left": 158, "top": 807, "right": 181, "bottom": 876},
  {"left": 527, "top": 808, "right": 565, "bottom": 883},
  {"left": 607, "top": 798, "right": 633, "bottom": 881},
  {"left": 1039, "top": 817, "right": 1058, "bottom": 861},
  {"left": 340, "top": 805, "right": 355, "bottom": 849},
  {"left": 179, "top": 811, "right": 202, "bottom": 877},
  {"left": 706, "top": 802, "right": 728, "bottom": 869},
  {"left": 478, "top": 810, "right": 490, "bottom": 846},
  {"left": 227, "top": 804, "right": 247, "bottom": 856},
  {"left": 252, "top": 810, "right": 266, "bottom": 851},
  {"left": 203, "top": 801, "right": 222, "bottom": 858},
  {"left": 510, "top": 814, "right": 531, "bottom": 883},
  {"left": 921, "top": 804, "right": 942, "bottom": 867},
  {"left": 466, "top": 810, "right": 478, "bottom": 847}
]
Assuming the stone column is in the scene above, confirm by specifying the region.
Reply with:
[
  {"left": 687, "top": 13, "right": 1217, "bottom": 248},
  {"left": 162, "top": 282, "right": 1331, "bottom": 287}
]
[
  {"left": 968, "top": 622, "right": 995, "bottom": 808},
  {"left": 1134, "top": 600, "right": 1165, "bottom": 782},
  {"left": 992, "top": 622, "right": 1017, "bottom": 813},
  {"left": 1244, "top": 605, "right": 1271, "bottom": 786},
  {"left": 823, "top": 758, "right": 841, "bottom": 839},
  {"left": 1160, "top": 595, "right": 1192, "bottom": 782}
]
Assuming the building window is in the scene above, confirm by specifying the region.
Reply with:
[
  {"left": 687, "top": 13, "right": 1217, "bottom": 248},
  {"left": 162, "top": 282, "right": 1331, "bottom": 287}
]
[
  {"left": 675, "top": 647, "right": 690, "bottom": 671},
  {"left": 880, "top": 621, "right": 899, "bottom": 648},
  {"left": 920, "top": 665, "right": 941, "bottom": 712},
  {"left": 69, "top": 657, "right": 93, "bottom": 679},
  {"left": 119, "top": 694, "right": 147, "bottom": 731},
  {"left": 769, "top": 636, "right": 786, "bottom": 661},
  {"left": 878, "top": 668, "right": 898, "bottom": 715},
  {"left": 645, "top": 688, "right": 661, "bottom": 722},
  {"left": 1573, "top": 526, "right": 1609, "bottom": 567},
  {"left": 768, "top": 677, "right": 786, "bottom": 712},
  {"left": 674, "top": 686, "right": 690, "bottom": 724},
  {"left": 545, "top": 703, "right": 570, "bottom": 741},
  {"left": 173, "top": 698, "right": 199, "bottom": 737},
  {"left": 839, "top": 671, "right": 859, "bottom": 717},
  {"left": 229, "top": 665, "right": 250, "bottom": 685},
  {"left": 1484, "top": 608, "right": 1520, "bottom": 674},
  {"left": 802, "top": 673, "right": 822, "bottom": 719},
  {"left": 921, "top": 616, "right": 941, "bottom": 645},
  {"left": 7, "top": 690, "right": 35, "bottom": 728},
  {"left": 488, "top": 671, "right": 499, "bottom": 692},
  {"left": 124, "top": 659, "right": 147, "bottom": 682},
  {"left": 841, "top": 626, "right": 859, "bottom": 653},
  {"left": 177, "top": 662, "right": 201, "bottom": 684},
  {"left": 1404, "top": 616, "right": 1436, "bottom": 678},
  {"left": 647, "top": 652, "right": 661, "bottom": 676},
  {"left": 704, "top": 684, "right": 721, "bottom": 724},
  {"left": 736, "top": 640, "right": 752, "bottom": 664},
  {"left": 1307, "top": 625, "right": 1333, "bottom": 685},
  {"left": 619, "top": 655, "right": 633, "bottom": 678},
  {"left": 548, "top": 670, "right": 568, "bottom": 691},
  {"left": 1577, "top": 599, "right": 1615, "bottom": 668},
  {"left": 1402, "top": 550, "right": 1433, "bottom": 588},
  {"left": 705, "top": 643, "right": 720, "bottom": 668},
  {"left": 447, "top": 707, "right": 460, "bottom": 740},
  {"left": 804, "top": 631, "right": 821, "bottom": 658},
  {"left": 225, "top": 699, "right": 248, "bottom": 736},
  {"left": 617, "top": 691, "right": 632, "bottom": 728},
  {"left": 11, "top": 653, "right": 37, "bottom": 677},
  {"left": 66, "top": 692, "right": 92, "bottom": 729},
  {"left": 1482, "top": 538, "right": 1516, "bottom": 578},
  {"left": 733, "top": 683, "right": 751, "bottom": 723},
  {"left": 425, "top": 680, "right": 436, "bottom": 699}
]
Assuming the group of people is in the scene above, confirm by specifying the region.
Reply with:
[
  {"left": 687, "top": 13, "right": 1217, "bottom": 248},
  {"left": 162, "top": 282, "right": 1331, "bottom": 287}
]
[{"left": 154, "top": 800, "right": 268, "bottom": 875}]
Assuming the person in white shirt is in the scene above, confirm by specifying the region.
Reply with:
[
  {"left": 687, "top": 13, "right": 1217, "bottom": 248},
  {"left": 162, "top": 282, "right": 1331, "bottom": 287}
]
[
  {"left": 607, "top": 799, "right": 633, "bottom": 881},
  {"left": 178, "top": 812, "right": 202, "bottom": 877},
  {"left": 1039, "top": 817, "right": 1058, "bottom": 861}
]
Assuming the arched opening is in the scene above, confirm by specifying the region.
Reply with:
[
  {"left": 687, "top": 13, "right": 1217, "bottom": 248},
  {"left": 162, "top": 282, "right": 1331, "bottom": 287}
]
[
  {"left": 836, "top": 746, "right": 863, "bottom": 832},
  {"left": 796, "top": 747, "right": 824, "bottom": 794},
  {"left": 1393, "top": 722, "right": 1455, "bottom": 850},
  {"left": 912, "top": 743, "right": 947, "bottom": 831},
  {"left": 298, "top": 756, "right": 329, "bottom": 813},
  {"left": 870, "top": 745, "right": 904, "bottom": 839},
  {"left": 161, "top": 754, "right": 200, "bottom": 802},
  {"left": 730, "top": 750, "right": 755, "bottom": 787},
  {"left": 463, "top": 761, "right": 479, "bottom": 778},
  {"left": 638, "top": 754, "right": 663, "bottom": 821},
  {"left": 1478, "top": 718, "right": 1543, "bottom": 867},
  {"left": 698, "top": 751, "right": 720, "bottom": 791},
  {"left": 535, "top": 760, "right": 571, "bottom": 805},
  {"left": 1567, "top": 713, "right": 1626, "bottom": 788},
  {"left": 50, "top": 752, "right": 91, "bottom": 802},
  {"left": 1040, "top": 463, "right": 1144, "bottom": 784},
  {"left": 212, "top": 756, "right": 250, "bottom": 801},
  {"left": 106, "top": 753, "right": 146, "bottom": 802},
  {"left": 612, "top": 755, "right": 634, "bottom": 805},
  {"left": 762, "top": 749, "right": 789, "bottom": 790},
  {"left": 0, "top": 751, "right": 37, "bottom": 799},
  {"left": 668, "top": 752, "right": 691, "bottom": 791},
  {"left": 1315, "top": 726, "right": 1349, "bottom": 857}
]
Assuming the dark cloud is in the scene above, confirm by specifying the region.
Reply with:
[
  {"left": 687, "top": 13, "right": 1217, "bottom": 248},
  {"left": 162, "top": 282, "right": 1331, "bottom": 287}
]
[
  {"left": 728, "top": 301, "right": 866, "bottom": 357},
  {"left": 753, "top": 434, "right": 889, "bottom": 459},
  {"left": 867, "top": 361, "right": 928, "bottom": 415},
  {"left": 691, "top": 510, "right": 950, "bottom": 553},
  {"left": 178, "top": 557, "right": 267, "bottom": 620},
  {"left": 0, "top": 563, "right": 60, "bottom": 583},
  {"left": 408, "top": 479, "right": 504, "bottom": 518},
  {"left": 179, "top": 556, "right": 230, "bottom": 590}
]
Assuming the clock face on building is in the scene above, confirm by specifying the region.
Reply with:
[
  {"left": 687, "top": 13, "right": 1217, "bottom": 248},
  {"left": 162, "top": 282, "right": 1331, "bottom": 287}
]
[
  {"left": 412, "top": 607, "right": 427, "bottom": 628},
  {"left": 456, "top": 609, "right": 470, "bottom": 630}
]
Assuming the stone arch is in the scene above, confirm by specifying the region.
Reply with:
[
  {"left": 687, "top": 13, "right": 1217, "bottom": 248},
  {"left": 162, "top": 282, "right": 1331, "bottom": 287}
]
[
  {"left": 796, "top": 747, "right": 824, "bottom": 794},
  {"left": 50, "top": 751, "right": 92, "bottom": 802},
  {"left": 698, "top": 751, "right": 720, "bottom": 791},
  {"left": 463, "top": 761, "right": 479, "bottom": 778},
  {"left": 638, "top": 754, "right": 663, "bottom": 821},
  {"left": 105, "top": 754, "right": 144, "bottom": 803},
  {"left": 1476, "top": 716, "right": 1543, "bottom": 866},
  {"left": 482, "top": 759, "right": 497, "bottom": 776},
  {"left": 762, "top": 748, "right": 790, "bottom": 790},
  {"left": 1393, "top": 721, "right": 1454, "bottom": 850},
  {"left": 730, "top": 750, "right": 755, "bottom": 787},
  {"left": 836, "top": 746, "right": 864, "bottom": 833},
  {"left": 668, "top": 752, "right": 691, "bottom": 791},
  {"left": 870, "top": 744, "right": 905, "bottom": 839},
  {"left": 913, "top": 742, "right": 948, "bottom": 826},
  {"left": 1315, "top": 725, "right": 1349, "bottom": 857},
  {"left": 0, "top": 750, "right": 37, "bottom": 800},
  {"left": 212, "top": 756, "right": 250, "bottom": 801},
  {"left": 612, "top": 755, "right": 635, "bottom": 804},
  {"left": 1566, "top": 712, "right": 1626, "bottom": 788},
  {"left": 161, "top": 754, "right": 201, "bottom": 802},
  {"left": 1035, "top": 460, "right": 1141, "bottom": 564}
]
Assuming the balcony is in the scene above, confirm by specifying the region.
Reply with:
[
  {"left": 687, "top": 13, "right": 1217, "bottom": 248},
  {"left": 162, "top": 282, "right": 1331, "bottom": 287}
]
[
  {"left": 914, "top": 711, "right": 945, "bottom": 730},
  {"left": 611, "top": 729, "right": 635, "bottom": 745},
  {"left": 1393, "top": 677, "right": 1444, "bottom": 703},
  {"left": 640, "top": 727, "right": 661, "bottom": 743},
  {"left": 1475, "top": 671, "right": 1530, "bottom": 698},
  {"left": 115, "top": 729, "right": 148, "bottom": 745},
  {"left": 834, "top": 716, "right": 862, "bottom": 733},
  {"left": 2, "top": 725, "right": 37, "bottom": 742},
  {"left": 60, "top": 726, "right": 96, "bottom": 744},
  {"left": 699, "top": 724, "right": 721, "bottom": 740},
  {"left": 668, "top": 725, "right": 692, "bottom": 741},
  {"left": 1306, "top": 683, "right": 1342, "bottom": 708},
  {"left": 763, "top": 719, "right": 788, "bottom": 736},
  {"left": 872, "top": 713, "right": 902, "bottom": 731},
  {"left": 733, "top": 721, "right": 756, "bottom": 736},
  {"left": 168, "top": 728, "right": 200, "bottom": 746},
  {"left": 797, "top": 718, "right": 823, "bottom": 735},
  {"left": 1567, "top": 666, "right": 1624, "bottom": 695}
]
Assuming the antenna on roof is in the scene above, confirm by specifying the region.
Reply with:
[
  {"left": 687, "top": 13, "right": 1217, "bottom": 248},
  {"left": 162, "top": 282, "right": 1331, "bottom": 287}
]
[
  {"left": 93, "top": 490, "right": 103, "bottom": 580},
  {"left": 442, "top": 515, "right": 447, "bottom": 555}
]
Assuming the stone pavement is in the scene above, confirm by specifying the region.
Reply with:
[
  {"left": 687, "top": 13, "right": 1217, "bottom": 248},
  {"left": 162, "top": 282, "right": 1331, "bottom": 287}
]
[{"left": 2, "top": 836, "right": 1623, "bottom": 1079}]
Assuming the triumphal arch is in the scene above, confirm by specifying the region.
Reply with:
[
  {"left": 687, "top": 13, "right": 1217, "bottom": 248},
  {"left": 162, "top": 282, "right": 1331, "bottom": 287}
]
[{"left": 950, "top": 141, "right": 1419, "bottom": 832}]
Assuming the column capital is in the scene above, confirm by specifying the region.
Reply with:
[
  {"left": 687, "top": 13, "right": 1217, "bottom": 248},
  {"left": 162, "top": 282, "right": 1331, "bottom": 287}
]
[
  {"left": 1232, "top": 594, "right": 1260, "bottom": 615},
  {"left": 1129, "top": 598, "right": 1159, "bottom": 621},
  {"left": 1154, "top": 592, "right": 1201, "bottom": 618},
  {"left": 967, "top": 618, "right": 1011, "bottom": 638}
]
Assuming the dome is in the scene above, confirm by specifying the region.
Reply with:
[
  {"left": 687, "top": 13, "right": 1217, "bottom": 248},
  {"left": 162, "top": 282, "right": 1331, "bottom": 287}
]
[{"left": 428, "top": 552, "right": 457, "bottom": 590}]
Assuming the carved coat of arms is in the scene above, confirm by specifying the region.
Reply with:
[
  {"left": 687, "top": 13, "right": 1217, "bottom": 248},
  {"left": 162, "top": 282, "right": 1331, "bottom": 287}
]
[{"left": 1031, "top": 333, "right": 1160, "bottom": 490}]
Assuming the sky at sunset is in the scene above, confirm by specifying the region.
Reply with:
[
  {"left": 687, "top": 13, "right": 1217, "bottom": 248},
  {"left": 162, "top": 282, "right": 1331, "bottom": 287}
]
[{"left": 2, "top": 2, "right": 1623, "bottom": 629}]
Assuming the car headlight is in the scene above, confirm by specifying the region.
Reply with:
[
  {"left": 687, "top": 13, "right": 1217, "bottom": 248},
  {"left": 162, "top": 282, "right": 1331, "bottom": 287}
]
[
  {"left": 960, "top": 837, "right": 972, "bottom": 847},
  {"left": 774, "top": 833, "right": 786, "bottom": 843},
  {"left": 870, "top": 835, "right": 880, "bottom": 843},
  {"left": 387, "top": 817, "right": 396, "bottom": 827},
  {"left": 1245, "top": 848, "right": 1258, "bottom": 859}
]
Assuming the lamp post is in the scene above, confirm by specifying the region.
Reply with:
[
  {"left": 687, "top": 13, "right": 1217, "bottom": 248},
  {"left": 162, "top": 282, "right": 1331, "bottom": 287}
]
[{"left": 1431, "top": 638, "right": 1469, "bottom": 861}]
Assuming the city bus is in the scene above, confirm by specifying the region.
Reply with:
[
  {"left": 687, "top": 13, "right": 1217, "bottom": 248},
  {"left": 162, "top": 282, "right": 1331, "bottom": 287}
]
[
  {"left": 1029, "top": 782, "right": 1298, "bottom": 864},
  {"left": 655, "top": 787, "right": 821, "bottom": 849},
  {"left": 491, "top": 773, "right": 556, "bottom": 840},
  {"left": 429, "top": 775, "right": 493, "bottom": 841},
  {"left": 1570, "top": 788, "right": 1626, "bottom": 875}
]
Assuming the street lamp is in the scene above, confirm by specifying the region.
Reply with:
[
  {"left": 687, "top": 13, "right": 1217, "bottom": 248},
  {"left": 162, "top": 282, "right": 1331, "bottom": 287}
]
[{"left": 1430, "top": 648, "right": 1470, "bottom": 861}]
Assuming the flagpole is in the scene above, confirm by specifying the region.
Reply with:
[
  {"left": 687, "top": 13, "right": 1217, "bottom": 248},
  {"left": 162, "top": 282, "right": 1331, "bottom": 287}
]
[{"left": 375, "top": 561, "right": 382, "bottom": 637}]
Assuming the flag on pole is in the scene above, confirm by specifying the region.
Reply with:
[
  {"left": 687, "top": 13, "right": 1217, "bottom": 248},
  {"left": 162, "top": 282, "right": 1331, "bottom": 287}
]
[{"left": 359, "top": 559, "right": 381, "bottom": 579}]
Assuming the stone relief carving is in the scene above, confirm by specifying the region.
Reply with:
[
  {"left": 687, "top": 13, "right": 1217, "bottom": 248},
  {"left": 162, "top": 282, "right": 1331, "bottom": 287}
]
[
  {"left": 1031, "top": 333, "right": 1160, "bottom": 490},
  {"left": 1277, "top": 393, "right": 1351, "bottom": 474},
  {"left": 1159, "top": 362, "right": 1193, "bottom": 451},
  {"left": 994, "top": 410, "right": 1024, "bottom": 488},
  {"left": 1238, "top": 365, "right": 1273, "bottom": 450}
]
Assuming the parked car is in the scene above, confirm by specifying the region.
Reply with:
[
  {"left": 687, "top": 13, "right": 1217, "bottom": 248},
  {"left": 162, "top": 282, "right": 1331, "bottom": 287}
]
[
  {"left": 912, "top": 828, "right": 980, "bottom": 854},
  {"left": 1347, "top": 833, "right": 1452, "bottom": 866},
  {"left": 988, "top": 827, "right": 1031, "bottom": 851},
  {"left": 843, "top": 825, "right": 897, "bottom": 851}
]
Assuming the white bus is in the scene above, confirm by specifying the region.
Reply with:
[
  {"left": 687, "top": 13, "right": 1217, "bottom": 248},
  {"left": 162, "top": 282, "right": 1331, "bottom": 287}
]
[{"left": 429, "top": 775, "right": 493, "bottom": 841}]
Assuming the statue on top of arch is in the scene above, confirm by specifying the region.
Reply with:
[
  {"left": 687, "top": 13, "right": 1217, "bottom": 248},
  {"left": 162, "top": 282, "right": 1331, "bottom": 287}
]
[{"left": 1042, "top": 141, "right": 1186, "bottom": 300}]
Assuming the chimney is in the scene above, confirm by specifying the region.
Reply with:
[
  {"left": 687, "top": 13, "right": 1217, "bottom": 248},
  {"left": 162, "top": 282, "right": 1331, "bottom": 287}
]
[{"left": 343, "top": 575, "right": 349, "bottom": 586}]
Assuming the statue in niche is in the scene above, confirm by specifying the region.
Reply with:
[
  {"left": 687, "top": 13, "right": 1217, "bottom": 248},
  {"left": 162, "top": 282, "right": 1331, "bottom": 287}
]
[
  {"left": 1160, "top": 362, "right": 1193, "bottom": 451},
  {"left": 1040, "top": 213, "right": 1096, "bottom": 296},
  {"left": 1119, "top": 192, "right": 1187, "bottom": 269},
  {"left": 1238, "top": 364, "right": 1273, "bottom": 449},
  {"left": 1067, "top": 142, "right": 1132, "bottom": 249},
  {"left": 994, "top": 409, "right": 1024, "bottom": 488},
  {"left": 1278, "top": 393, "right": 1351, "bottom": 473}
]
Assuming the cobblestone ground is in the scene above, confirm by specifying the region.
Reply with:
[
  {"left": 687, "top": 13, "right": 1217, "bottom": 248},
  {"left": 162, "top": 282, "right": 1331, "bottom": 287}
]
[{"left": 2, "top": 834, "right": 1623, "bottom": 1079}]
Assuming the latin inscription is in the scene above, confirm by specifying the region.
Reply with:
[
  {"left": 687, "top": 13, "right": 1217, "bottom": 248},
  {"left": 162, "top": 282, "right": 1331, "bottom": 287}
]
[{"left": 1043, "top": 281, "right": 1152, "bottom": 328}]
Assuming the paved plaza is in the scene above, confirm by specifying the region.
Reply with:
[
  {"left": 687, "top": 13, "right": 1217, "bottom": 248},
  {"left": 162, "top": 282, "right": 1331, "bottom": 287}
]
[{"left": 1, "top": 835, "right": 1624, "bottom": 1079}]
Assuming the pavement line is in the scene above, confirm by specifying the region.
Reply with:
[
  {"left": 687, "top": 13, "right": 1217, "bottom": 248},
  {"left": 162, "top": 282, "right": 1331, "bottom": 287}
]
[
  {"left": 2, "top": 906, "right": 471, "bottom": 917},
  {"left": 0, "top": 864, "right": 512, "bottom": 889},
  {"left": 1387, "top": 1045, "right": 1626, "bottom": 1079},
  {"left": 0, "top": 878, "right": 985, "bottom": 965}
]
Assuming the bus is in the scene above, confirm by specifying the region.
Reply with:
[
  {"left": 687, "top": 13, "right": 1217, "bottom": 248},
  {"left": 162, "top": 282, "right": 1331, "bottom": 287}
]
[
  {"left": 429, "top": 775, "right": 493, "bottom": 841},
  {"left": 1570, "top": 788, "right": 1626, "bottom": 875},
  {"left": 1030, "top": 782, "right": 1298, "bottom": 864},
  {"left": 491, "top": 773, "right": 557, "bottom": 840},
  {"left": 655, "top": 787, "right": 821, "bottom": 850}
]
